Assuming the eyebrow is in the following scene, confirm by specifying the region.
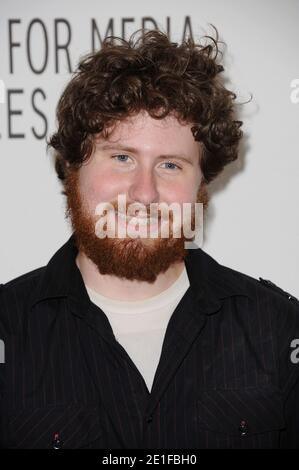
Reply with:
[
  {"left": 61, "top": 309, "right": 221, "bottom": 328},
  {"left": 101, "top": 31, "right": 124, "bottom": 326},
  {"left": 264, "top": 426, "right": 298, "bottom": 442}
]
[{"left": 95, "top": 143, "right": 195, "bottom": 164}]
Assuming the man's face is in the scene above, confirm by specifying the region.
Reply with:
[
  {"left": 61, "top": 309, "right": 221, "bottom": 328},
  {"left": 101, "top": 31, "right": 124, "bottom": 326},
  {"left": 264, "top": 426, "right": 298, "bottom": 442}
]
[{"left": 65, "top": 111, "right": 206, "bottom": 282}]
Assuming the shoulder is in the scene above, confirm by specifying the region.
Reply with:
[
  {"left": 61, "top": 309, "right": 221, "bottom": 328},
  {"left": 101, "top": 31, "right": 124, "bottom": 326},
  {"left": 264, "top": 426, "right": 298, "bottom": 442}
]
[
  {"left": 0, "top": 267, "right": 46, "bottom": 334},
  {"left": 230, "top": 265, "right": 297, "bottom": 304},
  {"left": 1, "top": 266, "right": 45, "bottom": 296},
  {"left": 228, "top": 263, "right": 297, "bottom": 303},
  {"left": 193, "top": 247, "right": 299, "bottom": 313},
  {"left": 218, "top": 263, "right": 299, "bottom": 335},
  {"left": 257, "top": 277, "right": 298, "bottom": 302}
]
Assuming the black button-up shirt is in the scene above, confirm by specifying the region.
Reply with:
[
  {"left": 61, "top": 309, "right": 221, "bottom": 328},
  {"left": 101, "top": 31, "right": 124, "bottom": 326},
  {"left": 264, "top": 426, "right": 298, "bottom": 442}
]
[{"left": 0, "top": 235, "right": 299, "bottom": 448}]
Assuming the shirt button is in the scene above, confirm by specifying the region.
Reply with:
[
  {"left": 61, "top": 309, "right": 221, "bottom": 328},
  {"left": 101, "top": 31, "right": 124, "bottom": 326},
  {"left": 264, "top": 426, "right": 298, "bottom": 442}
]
[
  {"left": 239, "top": 420, "right": 248, "bottom": 436},
  {"left": 52, "top": 432, "right": 63, "bottom": 449},
  {"left": 146, "top": 415, "right": 153, "bottom": 424}
]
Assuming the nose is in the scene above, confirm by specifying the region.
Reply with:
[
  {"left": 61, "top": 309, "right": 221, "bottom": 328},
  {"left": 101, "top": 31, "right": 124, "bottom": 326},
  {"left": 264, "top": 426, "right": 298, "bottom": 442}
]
[{"left": 128, "top": 168, "right": 159, "bottom": 206}]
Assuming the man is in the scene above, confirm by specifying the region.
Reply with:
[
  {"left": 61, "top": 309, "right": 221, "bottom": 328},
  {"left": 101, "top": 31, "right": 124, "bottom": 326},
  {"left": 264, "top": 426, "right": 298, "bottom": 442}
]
[{"left": 0, "top": 29, "right": 299, "bottom": 449}]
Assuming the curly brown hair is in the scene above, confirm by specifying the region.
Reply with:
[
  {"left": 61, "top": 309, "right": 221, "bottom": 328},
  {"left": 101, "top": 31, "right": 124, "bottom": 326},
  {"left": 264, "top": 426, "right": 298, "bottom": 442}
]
[{"left": 49, "top": 28, "right": 243, "bottom": 185}]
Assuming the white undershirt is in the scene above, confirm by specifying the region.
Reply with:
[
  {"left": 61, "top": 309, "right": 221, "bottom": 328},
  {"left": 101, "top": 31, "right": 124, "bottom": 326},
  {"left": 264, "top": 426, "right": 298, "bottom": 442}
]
[{"left": 85, "top": 267, "right": 190, "bottom": 392}]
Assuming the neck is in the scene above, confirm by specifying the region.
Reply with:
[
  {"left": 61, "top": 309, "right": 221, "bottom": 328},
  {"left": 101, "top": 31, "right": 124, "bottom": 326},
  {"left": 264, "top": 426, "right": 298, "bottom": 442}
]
[{"left": 76, "top": 251, "right": 185, "bottom": 301}]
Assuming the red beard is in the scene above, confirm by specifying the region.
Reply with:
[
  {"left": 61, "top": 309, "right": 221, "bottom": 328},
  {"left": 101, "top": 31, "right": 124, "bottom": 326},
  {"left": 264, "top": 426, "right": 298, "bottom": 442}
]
[{"left": 64, "top": 170, "right": 208, "bottom": 283}]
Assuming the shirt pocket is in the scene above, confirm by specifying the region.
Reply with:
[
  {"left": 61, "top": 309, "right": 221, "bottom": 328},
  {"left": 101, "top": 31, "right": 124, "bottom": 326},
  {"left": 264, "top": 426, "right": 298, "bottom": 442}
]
[
  {"left": 196, "top": 386, "right": 286, "bottom": 449},
  {"left": 5, "top": 403, "right": 103, "bottom": 449}
]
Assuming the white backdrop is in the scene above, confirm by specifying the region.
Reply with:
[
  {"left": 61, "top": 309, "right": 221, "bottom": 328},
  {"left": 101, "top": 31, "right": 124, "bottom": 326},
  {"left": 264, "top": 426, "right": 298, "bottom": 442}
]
[{"left": 0, "top": 0, "right": 298, "bottom": 297}]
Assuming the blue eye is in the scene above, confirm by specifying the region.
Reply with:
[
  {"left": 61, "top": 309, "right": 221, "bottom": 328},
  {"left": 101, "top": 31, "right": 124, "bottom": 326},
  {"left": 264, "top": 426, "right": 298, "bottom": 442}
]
[
  {"left": 113, "top": 154, "right": 130, "bottom": 162},
  {"left": 161, "top": 161, "right": 181, "bottom": 170}
]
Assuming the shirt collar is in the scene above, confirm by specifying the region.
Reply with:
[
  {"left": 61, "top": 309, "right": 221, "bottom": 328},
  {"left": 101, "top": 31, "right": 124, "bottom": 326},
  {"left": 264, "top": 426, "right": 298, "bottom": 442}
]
[
  {"left": 29, "top": 234, "right": 88, "bottom": 311},
  {"left": 29, "top": 234, "right": 252, "bottom": 315},
  {"left": 184, "top": 247, "right": 252, "bottom": 314}
]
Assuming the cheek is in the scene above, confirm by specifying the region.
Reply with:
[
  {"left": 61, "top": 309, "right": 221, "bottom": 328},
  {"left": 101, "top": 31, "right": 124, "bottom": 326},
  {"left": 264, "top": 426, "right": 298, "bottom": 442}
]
[
  {"left": 166, "top": 189, "right": 198, "bottom": 204},
  {"left": 161, "top": 179, "right": 200, "bottom": 205},
  {"left": 79, "top": 167, "right": 128, "bottom": 209}
]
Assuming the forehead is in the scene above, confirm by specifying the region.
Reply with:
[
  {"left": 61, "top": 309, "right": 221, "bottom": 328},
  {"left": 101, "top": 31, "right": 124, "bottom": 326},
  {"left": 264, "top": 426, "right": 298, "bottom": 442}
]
[{"left": 95, "top": 112, "right": 199, "bottom": 154}]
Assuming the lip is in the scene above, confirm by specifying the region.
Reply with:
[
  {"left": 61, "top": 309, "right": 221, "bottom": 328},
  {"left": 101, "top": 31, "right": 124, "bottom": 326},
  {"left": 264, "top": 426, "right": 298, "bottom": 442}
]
[{"left": 115, "top": 211, "right": 159, "bottom": 226}]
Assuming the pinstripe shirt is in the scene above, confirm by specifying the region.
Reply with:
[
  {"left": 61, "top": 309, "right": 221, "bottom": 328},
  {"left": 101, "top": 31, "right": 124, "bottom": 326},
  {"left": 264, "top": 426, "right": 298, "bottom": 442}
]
[{"left": 0, "top": 234, "right": 299, "bottom": 449}]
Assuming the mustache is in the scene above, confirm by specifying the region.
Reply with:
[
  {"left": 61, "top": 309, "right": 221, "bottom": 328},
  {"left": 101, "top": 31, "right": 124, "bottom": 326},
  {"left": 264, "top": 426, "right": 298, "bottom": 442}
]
[{"left": 94, "top": 201, "right": 200, "bottom": 221}]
